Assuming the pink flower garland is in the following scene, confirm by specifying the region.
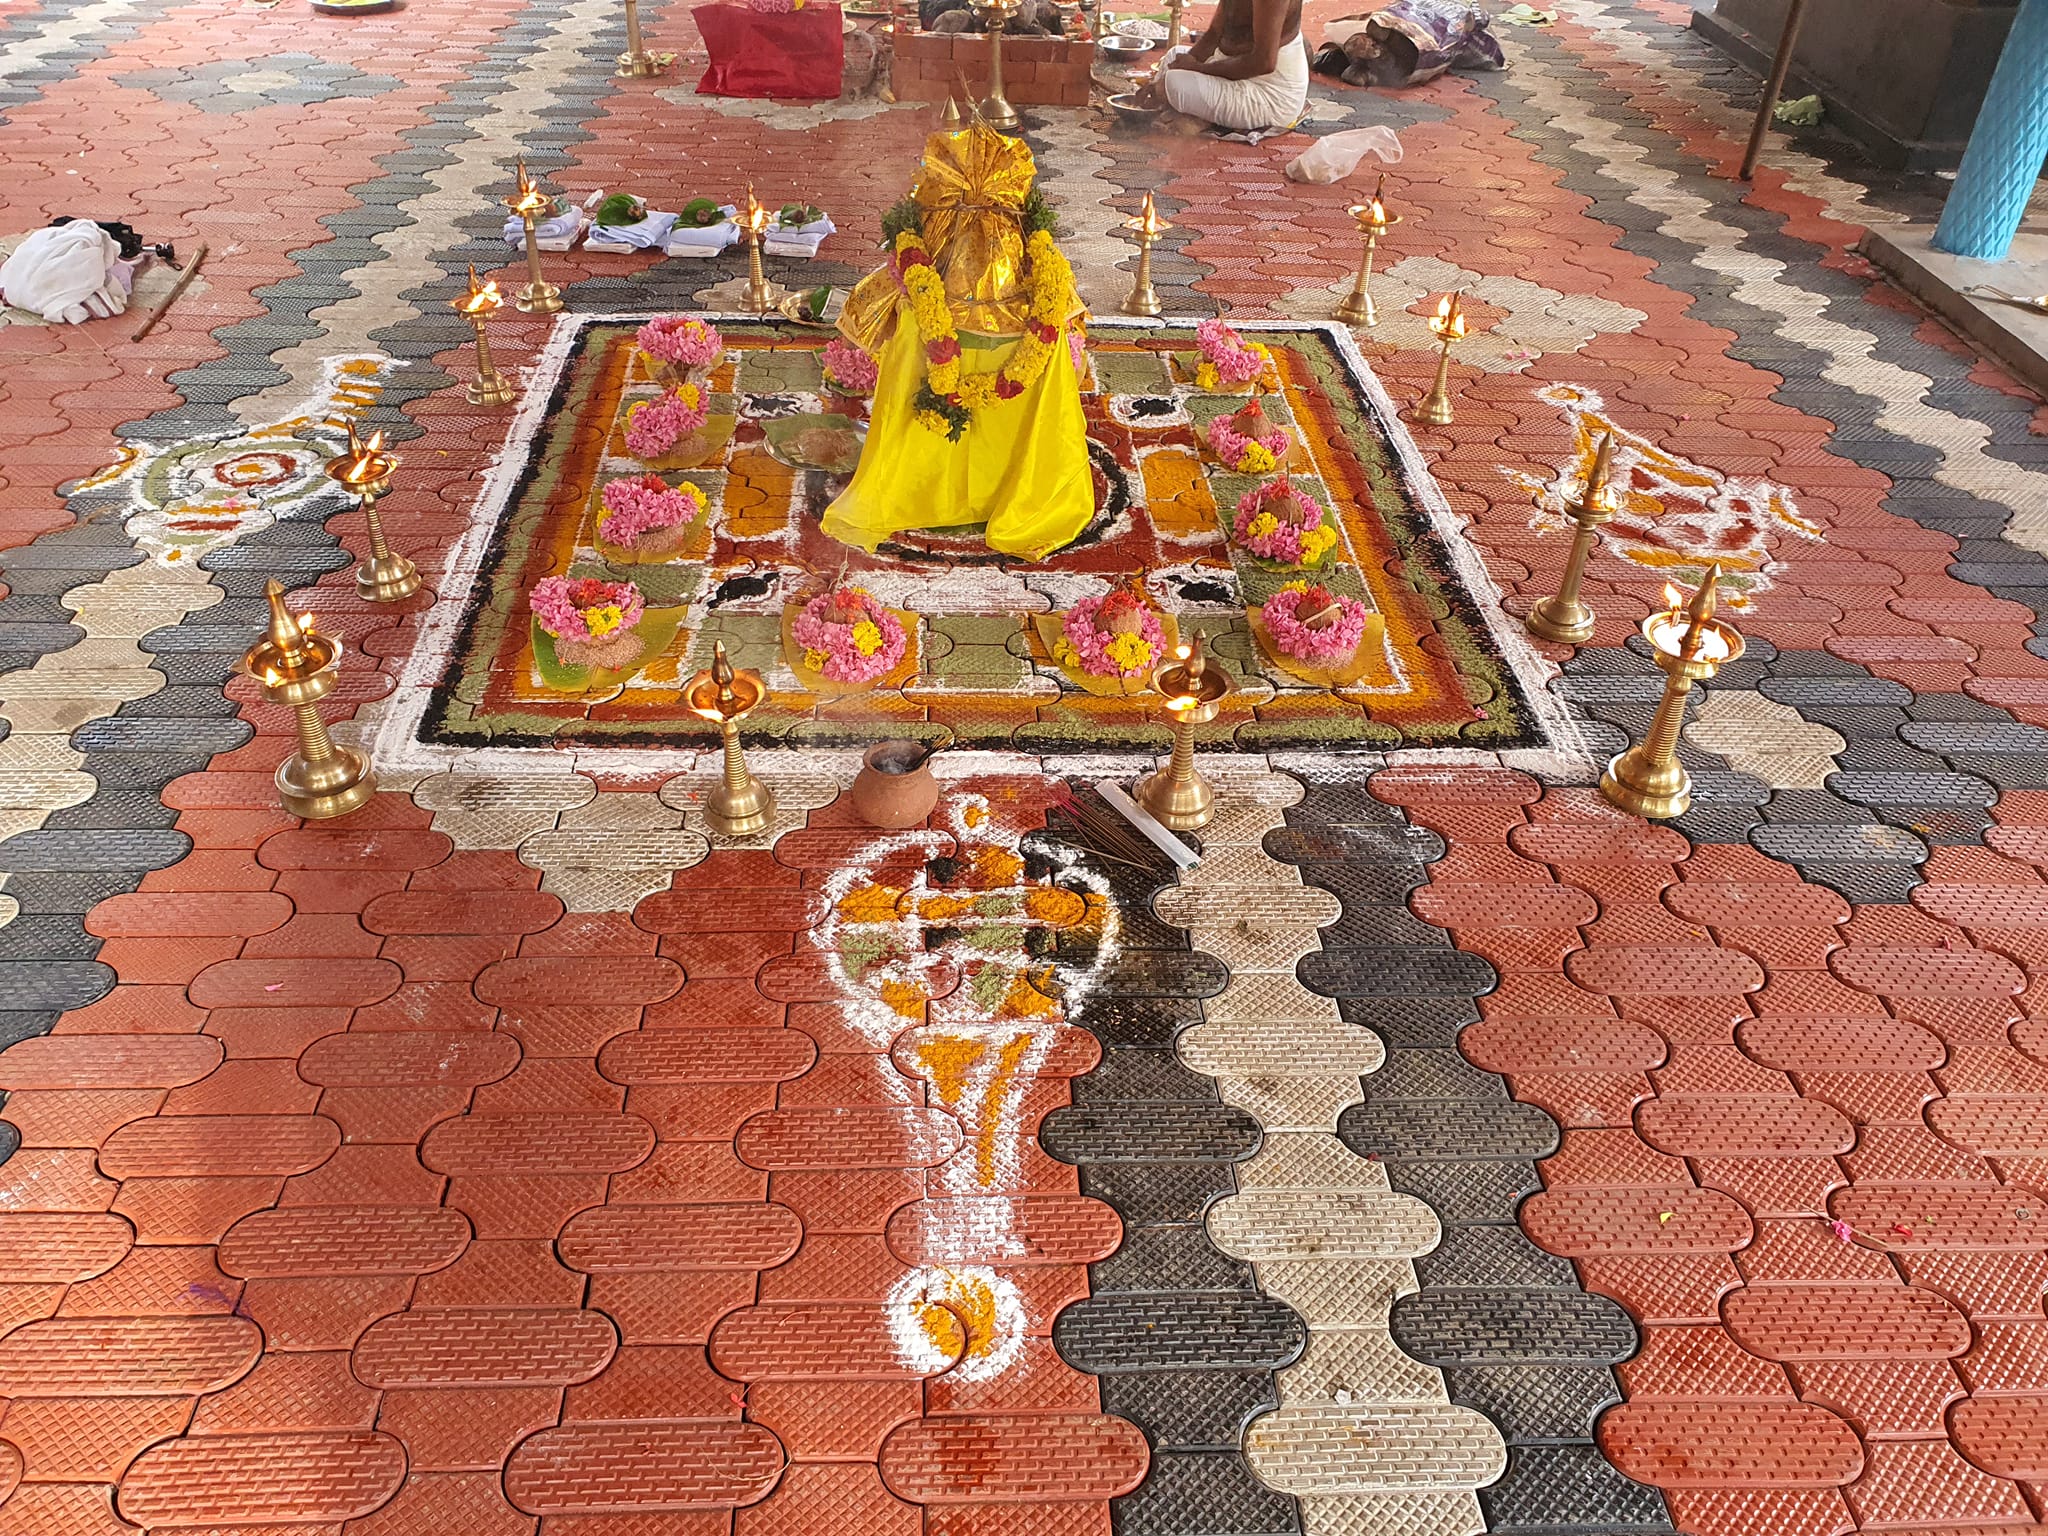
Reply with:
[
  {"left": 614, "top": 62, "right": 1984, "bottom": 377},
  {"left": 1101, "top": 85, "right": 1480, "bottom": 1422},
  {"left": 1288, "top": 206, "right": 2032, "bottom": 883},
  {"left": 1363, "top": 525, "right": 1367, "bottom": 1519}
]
[
  {"left": 623, "top": 384, "right": 709, "bottom": 460},
  {"left": 1195, "top": 317, "right": 1266, "bottom": 387},
  {"left": 637, "top": 315, "right": 724, "bottom": 369},
  {"left": 1264, "top": 583, "right": 1369, "bottom": 663},
  {"left": 530, "top": 575, "right": 645, "bottom": 645},
  {"left": 1206, "top": 412, "right": 1289, "bottom": 474},
  {"left": 1233, "top": 477, "right": 1330, "bottom": 566},
  {"left": 598, "top": 475, "right": 705, "bottom": 547},
  {"left": 821, "top": 337, "right": 878, "bottom": 396},
  {"left": 1060, "top": 591, "right": 1165, "bottom": 680},
  {"left": 791, "top": 588, "right": 907, "bottom": 683}
]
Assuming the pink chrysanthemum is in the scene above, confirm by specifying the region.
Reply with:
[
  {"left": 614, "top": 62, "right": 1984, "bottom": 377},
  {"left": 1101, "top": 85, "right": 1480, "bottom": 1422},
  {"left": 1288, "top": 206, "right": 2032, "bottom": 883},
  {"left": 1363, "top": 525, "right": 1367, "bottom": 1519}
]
[
  {"left": 623, "top": 385, "right": 709, "bottom": 460},
  {"left": 636, "top": 315, "right": 724, "bottom": 368},
  {"left": 598, "top": 474, "right": 704, "bottom": 547},
  {"left": 530, "top": 575, "right": 645, "bottom": 644},
  {"left": 821, "top": 337, "right": 878, "bottom": 396},
  {"left": 1060, "top": 588, "right": 1164, "bottom": 680},
  {"left": 1263, "top": 582, "right": 1369, "bottom": 662},
  {"left": 790, "top": 587, "right": 907, "bottom": 683}
]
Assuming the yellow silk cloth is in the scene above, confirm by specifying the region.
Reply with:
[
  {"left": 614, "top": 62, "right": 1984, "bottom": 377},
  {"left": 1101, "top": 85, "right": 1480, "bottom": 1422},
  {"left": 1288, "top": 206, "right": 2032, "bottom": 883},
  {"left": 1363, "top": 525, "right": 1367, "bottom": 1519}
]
[{"left": 821, "top": 308, "right": 1094, "bottom": 560}]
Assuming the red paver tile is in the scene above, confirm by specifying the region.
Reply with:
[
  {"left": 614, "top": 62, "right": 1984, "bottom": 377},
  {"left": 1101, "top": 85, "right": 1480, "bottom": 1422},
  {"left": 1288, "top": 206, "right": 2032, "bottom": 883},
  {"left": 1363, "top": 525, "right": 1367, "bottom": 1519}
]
[
  {"left": 745, "top": 1377, "right": 921, "bottom": 1460},
  {"left": 710, "top": 1302, "right": 961, "bottom": 1381},
  {"left": 1637, "top": 1096, "right": 1854, "bottom": 1158},
  {"left": 475, "top": 955, "right": 683, "bottom": 1007},
  {"left": 737, "top": 1461, "right": 920, "bottom": 1535},
  {"left": 1829, "top": 1188, "right": 2046, "bottom": 1251},
  {"left": 190, "top": 1350, "right": 378, "bottom": 1434},
  {"left": 1523, "top": 1185, "right": 1754, "bottom": 1256},
  {"left": 1793, "top": 1356, "right": 1965, "bottom": 1441},
  {"left": 360, "top": 888, "right": 565, "bottom": 934},
  {"left": 0, "top": 1212, "right": 133, "bottom": 1283},
  {"left": 1953, "top": 1395, "right": 2048, "bottom": 1479},
  {"left": 419, "top": 1113, "right": 655, "bottom": 1175},
  {"left": 296, "top": 1029, "right": 520, "bottom": 1087},
  {"left": 0, "top": 1034, "right": 222, "bottom": 1090},
  {"left": 352, "top": 1308, "right": 617, "bottom": 1388},
  {"left": 343, "top": 1468, "right": 537, "bottom": 1535},
  {"left": 116, "top": 1429, "right": 407, "bottom": 1526},
  {"left": 1736, "top": 1014, "right": 1945, "bottom": 1073},
  {"left": 597, "top": 1029, "right": 816, "bottom": 1084},
  {"left": 503, "top": 1421, "right": 785, "bottom": 1514},
  {"left": 878, "top": 1414, "right": 1149, "bottom": 1503},
  {"left": 0, "top": 1479, "right": 136, "bottom": 1535},
  {"left": 376, "top": 1384, "right": 563, "bottom": 1470},
  {"left": 1843, "top": 1438, "right": 2034, "bottom": 1529},
  {"left": 1567, "top": 946, "right": 1765, "bottom": 996},
  {"left": 84, "top": 890, "right": 294, "bottom": 938},
  {"left": 257, "top": 827, "right": 452, "bottom": 871},
  {"left": 97, "top": 1112, "right": 339, "bottom": 1178},
  {"left": 558, "top": 1203, "right": 803, "bottom": 1272},
  {"left": 1616, "top": 1322, "right": 1794, "bottom": 1399},
  {"left": 188, "top": 957, "right": 402, "bottom": 1010},
  {"left": 1721, "top": 1284, "right": 1970, "bottom": 1360},
  {"left": 1832, "top": 946, "right": 2027, "bottom": 999},
  {"left": 0, "top": 1148, "right": 116, "bottom": 1213},
  {"left": 1596, "top": 1399, "right": 1863, "bottom": 1486},
  {"left": 1462, "top": 1017, "right": 1665, "bottom": 1074},
  {"left": 884, "top": 1196, "right": 1121, "bottom": 1266},
  {"left": 216, "top": 1206, "right": 470, "bottom": 1276},
  {"left": 735, "top": 1107, "right": 964, "bottom": 1170}
]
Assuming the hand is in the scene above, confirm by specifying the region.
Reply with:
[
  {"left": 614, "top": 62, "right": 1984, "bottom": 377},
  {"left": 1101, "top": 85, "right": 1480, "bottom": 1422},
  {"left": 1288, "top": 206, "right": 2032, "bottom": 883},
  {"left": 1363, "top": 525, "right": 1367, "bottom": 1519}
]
[{"left": 1166, "top": 49, "right": 1200, "bottom": 68}]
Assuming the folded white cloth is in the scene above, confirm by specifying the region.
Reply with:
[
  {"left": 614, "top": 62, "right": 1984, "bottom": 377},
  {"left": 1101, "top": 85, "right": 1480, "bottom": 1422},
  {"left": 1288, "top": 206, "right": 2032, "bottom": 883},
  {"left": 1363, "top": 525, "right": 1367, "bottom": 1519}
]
[
  {"left": 587, "top": 209, "right": 680, "bottom": 252},
  {"left": 503, "top": 208, "right": 587, "bottom": 251},
  {"left": 666, "top": 208, "right": 740, "bottom": 256},
  {"left": 764, "top": 213, "right": 835, "bottom": 259},
  {"left": 0, "top": 220, "right": 125, "bottom": 324}
]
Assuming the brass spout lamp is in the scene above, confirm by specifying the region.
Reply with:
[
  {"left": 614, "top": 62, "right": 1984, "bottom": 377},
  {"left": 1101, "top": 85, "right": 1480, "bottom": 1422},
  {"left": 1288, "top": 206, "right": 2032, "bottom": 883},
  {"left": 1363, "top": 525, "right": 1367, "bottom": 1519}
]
[
  {"left": 617, "top": 0, "right": 674, "bottom": 75},
  {"left": 1600, "top": 565, "right": 1744, "bottom": 821},
  {"left": 1410, "top": 289, "right": 1466, "bottom": 426},
  {"left": 324, "top": 421, "right": 419, "bottom": 604},
  {"left": 1526, "top": 430, "right": 1618, "bottom": 645},
  {"left": 1335, "top": 175, "right": 1400, "bottom": 328},
  {"left": 971, "top": 0, "right": 1023, "bottom": 132},
  {"left": 1120, "top": 192, "right": 1171, "bottom": 319},
  {"left": 242, "top": 580, "right": 375, "bottom": 820},
  {"left": 1134, "top": 632, "right": 1233, "bottom": 832},
  {"left": 737, "top": 186, "right": 781, "bottom": 316},
  {"left": 505, "top": 158, "right": 564, "bottom": 315},
  {"left": 685, "top": 640, "right": 777, "bottom": 837},
  {"left": 451, "top": 265, "right": 517, "bottom": 408}
]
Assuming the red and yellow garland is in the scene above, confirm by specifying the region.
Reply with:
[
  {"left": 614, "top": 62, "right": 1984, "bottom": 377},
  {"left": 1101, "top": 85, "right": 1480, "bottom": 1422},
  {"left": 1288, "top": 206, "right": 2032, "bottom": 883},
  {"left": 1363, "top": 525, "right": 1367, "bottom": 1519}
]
[{"left": 895, "top": 227, "right": 1075, "bottom": 440}]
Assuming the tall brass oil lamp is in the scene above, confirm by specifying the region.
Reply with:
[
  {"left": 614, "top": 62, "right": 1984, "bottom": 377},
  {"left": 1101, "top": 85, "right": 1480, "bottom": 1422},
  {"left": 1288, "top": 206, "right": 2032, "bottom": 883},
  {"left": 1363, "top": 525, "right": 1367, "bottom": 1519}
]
[
  {"left": 1335, "top": 175, "right": 1400, "bottom": 328},
  {"left": 971, "top": 0, "right": 1023, "bottom": 132},
  {"left": 242, "top": 580, "right": 375, "bottom": 820},
  {"left": 325, "top": 421, "right": 419, "bottom": 604},
  {"left": 1600, "top": 565, "right": 1743, "bottom": 821},
  {"left": 1135, "top": 632, "right": 1233, "bottom": 832},
  {"left": 738, "top": 186, "right": 778, "bottom": 316},
  {"left": 685, "top": 640, "right": 776, "bottom": 836},
  {"left": 505, "top": 158, "right": 564, "bottom": 315},
  {"left": 1526, "top": 430, "right": 1618, "bottom": 645},
  {"left": 1410, "top": 290, "right": 1466, "bottom": 426},
  {"left": 618, "top": 0, "right": 673, "bottom": 76},
  {"left": 1120, "top": 192, "right": 1170, "bottom": 319},
  {"left": 451, "top": 265, "right": 516, "bottom": 408}
]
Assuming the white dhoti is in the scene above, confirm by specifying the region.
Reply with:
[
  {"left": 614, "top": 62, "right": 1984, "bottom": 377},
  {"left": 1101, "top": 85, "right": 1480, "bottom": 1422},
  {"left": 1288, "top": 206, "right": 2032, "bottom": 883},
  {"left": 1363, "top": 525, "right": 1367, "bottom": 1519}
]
[{"left": 1160, "top": 35, "right": 1309, "bottom": 133}]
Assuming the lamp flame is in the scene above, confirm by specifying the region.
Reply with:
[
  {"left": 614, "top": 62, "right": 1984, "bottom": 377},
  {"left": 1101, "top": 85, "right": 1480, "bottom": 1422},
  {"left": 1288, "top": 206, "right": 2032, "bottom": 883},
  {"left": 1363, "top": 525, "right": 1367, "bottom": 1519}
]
[
  {"left": 262, "top": 665, "right": 282, "bottom": 687},
  {"left": 742, "top": 186, "right": 768, "bottom": 237},
  {"left": 1662, "top": 582, "right": 1684, "bottom": 609},
  {"left": 1430, "top": 292, "right": 1466, "bottom": 340}
]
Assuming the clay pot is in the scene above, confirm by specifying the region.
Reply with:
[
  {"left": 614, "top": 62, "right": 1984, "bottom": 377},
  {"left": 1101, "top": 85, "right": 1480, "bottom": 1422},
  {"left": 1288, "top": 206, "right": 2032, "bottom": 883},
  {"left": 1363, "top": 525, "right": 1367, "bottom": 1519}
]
[{"left": 850, "top": 740, "right": 940, "bottom": 830}]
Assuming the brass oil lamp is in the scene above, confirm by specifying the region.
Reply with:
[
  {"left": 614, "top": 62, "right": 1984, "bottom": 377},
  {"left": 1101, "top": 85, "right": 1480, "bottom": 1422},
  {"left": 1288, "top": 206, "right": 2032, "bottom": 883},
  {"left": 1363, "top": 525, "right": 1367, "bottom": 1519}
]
[
  {"left": 1600, "top": 565, "right": 1743, "bottom": 820},
  {"left": 685, "top": 640, "right": 776, "bottom": 836},
  {"left": 324, "top": 421, "right": 418, "bottom": 604},
  {"left": 1526, "top": 430, "right": 1618, "bottom": 646},
  {"left": 1411, "top": 290, "right": 1466, "bottom": 426},
  {"left": 241, "top": 580, "right": 375, "bottom": 820},
  {"left": 451, "top": 265, "right": 516, "bottom": 408},
  {"left": 1335, "top": 174, "right": 1401, "bottom": 328},
  {"left": 505, "top": 158, "right": 564, "bottom": 315},
  {"left": 1121, "top": 192, "right": 1171, "bottom": 319},
  {"left": 1134, "top": 632, "right": 1233, "bottom": 832}
]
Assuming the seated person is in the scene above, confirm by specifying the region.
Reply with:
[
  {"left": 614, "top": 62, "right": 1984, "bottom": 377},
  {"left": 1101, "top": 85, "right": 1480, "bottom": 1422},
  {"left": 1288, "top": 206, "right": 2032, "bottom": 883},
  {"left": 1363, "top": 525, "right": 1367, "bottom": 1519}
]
[{"left": 1139, "top": 0, "right": 1308, "bottom": 135}]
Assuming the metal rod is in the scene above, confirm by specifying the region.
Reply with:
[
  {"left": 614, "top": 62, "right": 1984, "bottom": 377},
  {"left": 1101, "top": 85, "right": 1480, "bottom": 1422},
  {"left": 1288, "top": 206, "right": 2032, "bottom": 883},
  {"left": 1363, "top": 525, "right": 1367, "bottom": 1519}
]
[{"left": 1740, "top": 0, "right": 1809, "bottom": 180}]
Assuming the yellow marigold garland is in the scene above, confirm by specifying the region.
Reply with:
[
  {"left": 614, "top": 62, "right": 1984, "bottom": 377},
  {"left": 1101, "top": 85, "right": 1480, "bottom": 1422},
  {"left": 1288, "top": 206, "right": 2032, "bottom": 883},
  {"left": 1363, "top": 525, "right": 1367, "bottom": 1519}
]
[{"left": 895, "top": 226, "right": 1075, "bottom": 439}]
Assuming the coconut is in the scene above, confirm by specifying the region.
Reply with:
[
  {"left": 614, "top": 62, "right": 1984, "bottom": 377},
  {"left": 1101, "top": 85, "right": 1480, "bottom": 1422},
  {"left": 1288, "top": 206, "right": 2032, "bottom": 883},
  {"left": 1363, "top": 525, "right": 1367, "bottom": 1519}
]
[{"left": 1296, "top": 585, "right": 1342, "bottom": 630}]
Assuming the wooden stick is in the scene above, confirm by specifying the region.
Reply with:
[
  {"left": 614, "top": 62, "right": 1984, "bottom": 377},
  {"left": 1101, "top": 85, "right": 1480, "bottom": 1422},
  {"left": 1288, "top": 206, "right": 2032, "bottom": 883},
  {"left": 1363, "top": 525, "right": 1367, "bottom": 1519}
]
[
  {"left": 130, "top": 242, "right": 208, "bottom": 342},
  {"left": 1739, "top": 0, "right": 1808, "bottom": 181}
]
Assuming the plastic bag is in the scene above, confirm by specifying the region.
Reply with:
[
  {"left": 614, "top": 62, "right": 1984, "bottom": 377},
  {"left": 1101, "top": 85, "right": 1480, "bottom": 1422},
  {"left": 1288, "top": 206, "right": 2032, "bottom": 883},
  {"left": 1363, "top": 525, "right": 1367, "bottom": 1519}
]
[
  {"left": 1284, "top": 124, "right": 1404, "bottom": 184},
  {"left": 0, "top": 219, "right": 123, "bottom": 324}
]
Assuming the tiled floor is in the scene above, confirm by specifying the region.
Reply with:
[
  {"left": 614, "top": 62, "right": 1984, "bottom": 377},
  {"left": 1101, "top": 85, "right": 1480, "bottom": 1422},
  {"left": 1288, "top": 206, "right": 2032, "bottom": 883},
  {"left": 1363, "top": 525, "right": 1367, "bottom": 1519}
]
[{"left": 4, "top": 0, "right": 2048, "bottom": 1531}]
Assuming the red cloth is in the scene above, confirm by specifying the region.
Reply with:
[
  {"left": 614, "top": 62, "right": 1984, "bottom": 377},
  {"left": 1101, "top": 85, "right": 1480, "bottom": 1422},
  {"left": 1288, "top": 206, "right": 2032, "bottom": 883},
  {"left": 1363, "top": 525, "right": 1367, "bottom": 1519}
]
[{"left": 694, "top": 3, "right": 844, "bottom": 99}]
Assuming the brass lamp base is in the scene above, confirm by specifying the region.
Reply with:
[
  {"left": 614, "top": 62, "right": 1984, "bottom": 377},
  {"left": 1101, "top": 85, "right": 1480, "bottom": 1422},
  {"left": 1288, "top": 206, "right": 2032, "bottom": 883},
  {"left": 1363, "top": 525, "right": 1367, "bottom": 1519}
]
[
  {"left": 704, "top": 774, "right": 775, "bottom": 838},
  {"left": 1121, "top": 280, "right": 1162, "bottom": 319},
  {"left": 516, "top": 281, "right": 563, "bottom": 315},
  {"left": 617, "top": 50, "right": 669, "bottom": 75},
  {"left": 1525, "top": 593, "right": 1596, "bottom": 646},
  {"left": 468, "top": 369, "right": 517, "bottom": 408},
  {"left": 1409, "top": 384, "right": 1454, "bottom": 427},
  {"left": 1133, "top": 762, "right": 1215, "bottom": 832},
  {"left": 356, "top": 551, "right": 421, "bottom": 604},
  {"left": 1600, "top": 745, "right": 1691, "bottom": 821},
  {"left": 1335, "top": 288, "right": 1377, "bottom": 328},
  {"left": 277, "top": 743, "right": 376, "bottom": 821},
  {"left": 982, "top": 95, "right": 1021, "bottom": 132}
]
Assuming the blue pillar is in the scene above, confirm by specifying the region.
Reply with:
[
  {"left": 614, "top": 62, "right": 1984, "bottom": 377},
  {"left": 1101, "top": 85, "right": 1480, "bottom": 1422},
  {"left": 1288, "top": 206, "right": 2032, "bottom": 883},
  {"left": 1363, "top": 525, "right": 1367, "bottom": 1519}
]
[{"left": 1933, "top": 0, "right": 2048, "bottom": 261}]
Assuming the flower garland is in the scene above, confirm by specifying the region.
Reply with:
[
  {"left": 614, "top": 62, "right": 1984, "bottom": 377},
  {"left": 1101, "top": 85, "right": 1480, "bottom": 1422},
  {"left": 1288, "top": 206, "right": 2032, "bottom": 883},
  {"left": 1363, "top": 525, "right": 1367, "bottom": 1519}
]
[
  {"left": 1233, "top": 475, "right": 1336, "bottom": 567},
  {"left": 598, "top": 474, "right": 705, "bottom": 548},
  {"left": 896, "top": 226, "right": 1075, "bottom": 441},
  {"left": 531, "top": 575, "right": 645, "bottom": 645},
  {"left": 791, "top": 586, "right": 907, "bottom": 683},
  {"left": 821, "top": 336, "right": 878, "bottom": 396},
  {"left": 749, "top": 0, "right": 806, "bottom": 12},
  {"left": 1206, "top": 395, "right": 1289, "bottom": 475},
  {"left": 1058, "top": 586, "right": 1163, "bottom": 680},
  {"left": 1264, "top": 581, "right": 1368, "bottom": 662},
  {"left": 622, "top": 382, "right": 708, "bottom": 460},
  {"left": 637, "top": 315, "right": 723, "bottom": 371},
  {"left": 1194, "top": 317, "right": 1270, "bottom": 392}
]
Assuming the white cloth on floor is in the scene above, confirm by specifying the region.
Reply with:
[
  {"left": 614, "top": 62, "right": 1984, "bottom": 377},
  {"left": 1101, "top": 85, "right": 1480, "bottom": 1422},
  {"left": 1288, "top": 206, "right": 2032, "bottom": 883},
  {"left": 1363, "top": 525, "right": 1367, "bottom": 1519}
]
[
  {"left": 587, "top": 209, "right": 681, "bottom": 252},
  {"left": 0, "top": 220, "right": 125, "bottom": 324},
  {"left": 666, "top": 208, "right": 741, "bottom": 258},
  {"left": 764, "top": 214, "right": 835, "bottom": 259},
  {"left": 503, "top": 208, "right": 587, "bottom": 251},
  {"left": 1161, "top": 34, "right": 1309, "bottom": 134}
]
